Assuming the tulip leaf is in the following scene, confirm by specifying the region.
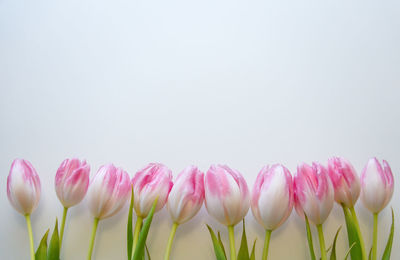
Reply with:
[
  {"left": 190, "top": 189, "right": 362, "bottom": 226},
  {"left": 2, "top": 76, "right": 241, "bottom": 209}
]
[
  {"left": 250, "top": 239, "right": 256, "bottom": 260},
  {"left": 145, "top": 243, "right": 151, "bottom": 260},
  {"left": 329, "top": 226, "right": 341, "bottom": 260},
  {"left": 132, "top": 198, "right": 157, "bottom": 260},
  {"left": 382, "top": 208, "right": 394, "bottom": 260},
  {"left": 35, "top": 229, "right": 49, "bottom": 260},
  {"left": 218, "top": 232, "right": 227, "bottom": 259},
  {"left": 47, "top": 219, "right": 60, "bottom": 260},
  {"left": 341, "top": 205, "right": 363, "bottom": 260},
  {"left": 305, "top": 214, "right": 317, "bottom": 260},
  {"left": 344, "top": 242, "right": 356, "bottom": 260},
  {"left": 237, "top": 220, "right": 250, "bottom": 260},
  {"left": 127, "top": 187, "right": 134, "bottom": 260},
  {"left": 206, "top": 225, "right": 227, "bottom": 260}
]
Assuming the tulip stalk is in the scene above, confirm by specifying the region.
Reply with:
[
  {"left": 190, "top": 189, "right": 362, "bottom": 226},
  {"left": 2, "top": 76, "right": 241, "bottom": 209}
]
[
  {"left": 59, "top": 207, "right": 68, "bottom": 247},
  {"left": 372, "top": 213, "right": 378, "bottom": 260},
  {"left": 164, "top": 223, "right": 179, "bottom": 260},
  {"left": 251, "top": 164, "right": 293, "bottom": 259},
  {"left": 262, "top": 229, "right": 272, "bottom": 260},
  {"left": 87, "top": 218, "right": 99, "bottom": 260},
  {"left": 25, "top": 214, "right": 35, "bottom": 260},
  {"left": 360, "top": 158, "right": 394, "bottom": 260},
  {"left": 86, "top": 163, "right": 131, "bottom": 259},
  {"left": 349, "top": 206, "right": 366, "bottom": 259},
  {"left": 132, "top": 216, "right": 143, "bottom": 251},
  {"left": 228, "top": 225, "right": 236, "bottom": 260},
  {"left": 165, "top": 166, "right": 204, "bottom": 260},
  {"left": 316, "top": 224, "right": 327, "bottom": 260}
]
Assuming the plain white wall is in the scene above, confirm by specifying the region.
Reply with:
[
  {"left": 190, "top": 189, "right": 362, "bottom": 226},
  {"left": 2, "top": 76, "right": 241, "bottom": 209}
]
[{"left": 1, "top": 0, "right": 399, "bottom": 259}]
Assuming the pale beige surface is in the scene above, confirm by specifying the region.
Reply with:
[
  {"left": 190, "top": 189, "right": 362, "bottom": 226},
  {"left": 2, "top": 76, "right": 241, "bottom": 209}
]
[{"left": 0, "top": 0, "right": 399, "bottom": 259}]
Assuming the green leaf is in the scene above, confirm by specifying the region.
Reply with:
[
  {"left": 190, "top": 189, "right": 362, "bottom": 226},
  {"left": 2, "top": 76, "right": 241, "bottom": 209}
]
[
  {"left": 145, "top": 243, "right": 151, "bottom": 260},
  {"left": 237, "top": 220, "right": 250, "bottom": 260},
  {"left": 250, "top": 239, "right": 256, "bottom": 260},
  {"left": 206, "top": 225, "right": 227, "bottom": 260},
  {"left": 47, "top": 219, "right": 60, "bottom": 260},
  {"left": 132, "top": 198, "right": 158, "bottom": 260},
  {"left": 305, "top": 214, "right": 316, "bottom": 260},
  {"left": 344, "top": 242, "right": 356, "bottom": 260},
  {"left": 329, "top": 226, "right": 342, "bottom": 260},
  {"left": 342, "top": 205, "right": 363, "bottom": 260},
  {"left": 218, "top": 232, "right": 227, "bottom": 260},
  {"left": 368, "top": 247, "right": 372, "bottom": 260},
  {"left": 127, "top": 187, "right": 134, "bottom": 260},
  {"left": 35, "top": 229, "right": 49, "bottom": 260},
  {"left": 382, "top": 208, "right": 394, "bottom": 260}
]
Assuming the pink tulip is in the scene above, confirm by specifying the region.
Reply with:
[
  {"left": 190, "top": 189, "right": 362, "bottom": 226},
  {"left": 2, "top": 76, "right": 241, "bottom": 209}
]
[
  {"left": 7, "top": 159, "right": 41, "bottom": 215},
  {"left": 294, "top": 162, "right": 334, "bottom": 225},
  {"left": 55, "top": 158, "right": 90, "bottom": 208},
  {"left": 327, "top": 157, "right": 360, "bottom": 208},
  {"left": 86, "top": 164, "right": 131, "bottom": 219},
  {"left": 251, "top": 164, "right": 294, "bottom": 230},
  {"left": 167, "top": 166, "right": 204, "bottom": 224},
  {"left": 360, "top": 158, "right": 394, "bottom": 213},
  {"left": 205, "top": 164, "right": 250, "bottom": 226},
  {"left": 131, "top": 163, "right": 173, "bottom": 218}
]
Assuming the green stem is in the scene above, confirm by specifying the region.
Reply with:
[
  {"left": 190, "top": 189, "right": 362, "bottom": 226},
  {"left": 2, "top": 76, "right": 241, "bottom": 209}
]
[
  {"left": 59, "top": 207, "right": 68, "bottom": 247},
  {"left": 164, "top": 222, "right": 179, "bottom": 260},
  {"left": 25, "top": 214, "right": 35, "bottom": 260},
  {"left": 228, "top": 225, "right": 236, "bottom": 260},
  {"left": 349, "top": 206, "right": 366, "bottom": 260},
  {"left": 262, "top": 229, "right": 272, "bottom": 260},
  {"left": 132, "top": 216, "right": 143, "bottom": 252},
  {"left": 316, "top": 224, "right": 327, "bottom": 260},
  {"left": 372, "top": 213, "right": 378, "bottom": 260},
  {"left": 87, "top": 218, "right": 99, "bottom": 260}
]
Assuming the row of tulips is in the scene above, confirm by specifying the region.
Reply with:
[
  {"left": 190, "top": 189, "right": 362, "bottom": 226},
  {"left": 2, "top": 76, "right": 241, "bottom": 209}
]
[{"left": 6, "top": 157, "right": 395, "bottom": 260}]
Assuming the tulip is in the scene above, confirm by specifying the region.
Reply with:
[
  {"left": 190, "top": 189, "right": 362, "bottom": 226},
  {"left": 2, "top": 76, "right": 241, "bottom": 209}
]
[
  {"left": 7, "top": 159, "right": 41, "bottom": 260},
  {"left": 7, "top": 159, "right": 41, "bottom": 215},
  {"left": 132, "top": 163, "right": 173, "bottom": 217},
  {"left": 164, "top": 166, "right": 204, "bottom": 260},
  {"left": 131, "top": 163, "right": 173, "bottom": 250},
  {"left": 360, "top": 158, "right": 394, "bottom": 214},
  {"left": 360, "top": 158, "right": 394, "bottom": 260},
  {"left": 55, "top": 158, "right": 90, "bottom": 246},
  {"left": 327, "top": 157, "right": 365, "bottom": 259},
  {"left": 327, "top": 157, "right": 360, "bottom": 207},
  {"left": 167, "top": 165, "right": 204, "bottom": 224},
  {"left": 55, "top": 158, "right": 90, "bottom": 207},
  {"left": 251, "top": 164, "right": 293, "bottom": 260},
  {"left": 86, "top": 164, "right": 131, "bottom": 260},
  {"left": 205, "top": 164, "right": 250, "bottom": 260},
  {"left": 294, "top": 162, "right": 333, "bottom": 260},
  {"left": 251, "top": 164, "right": 294, "bottom": 230}
]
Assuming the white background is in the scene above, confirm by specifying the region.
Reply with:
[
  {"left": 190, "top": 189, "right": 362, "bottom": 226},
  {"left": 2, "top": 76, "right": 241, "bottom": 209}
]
[{"left": 1, "top": 0, "right": 399, "bottom": 259}]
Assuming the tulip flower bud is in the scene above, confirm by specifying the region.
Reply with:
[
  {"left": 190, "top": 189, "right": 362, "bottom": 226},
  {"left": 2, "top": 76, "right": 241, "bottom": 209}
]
[
  {"left": 86, "top": 164, "right": 131, "bottom": 219},
  {"left": 251, "top": 164, "right": 294, "bottom": 230},
  {"left": 205, "top": 164, "right": 250, "bottom": 226},
  {"left": 131, "top": 163, "right": 173, "bottom": 218},
  {"left": 294, "top": 162, "right": 334, "bottom": 225},
  {"left": 7, "top": 159, "right": 41, "bottom": 215},
  {"left": 360, "top": 158, "right": 394, "bottom": 213},
  {"left": 167, "top": 166, "right": 204, "bottom": 224},
  {"left": 55, "top": 158, "right": 90, "bottom": 208},
  {"left": 327, "top": 157, "right": 360, "bottom": 208}
]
